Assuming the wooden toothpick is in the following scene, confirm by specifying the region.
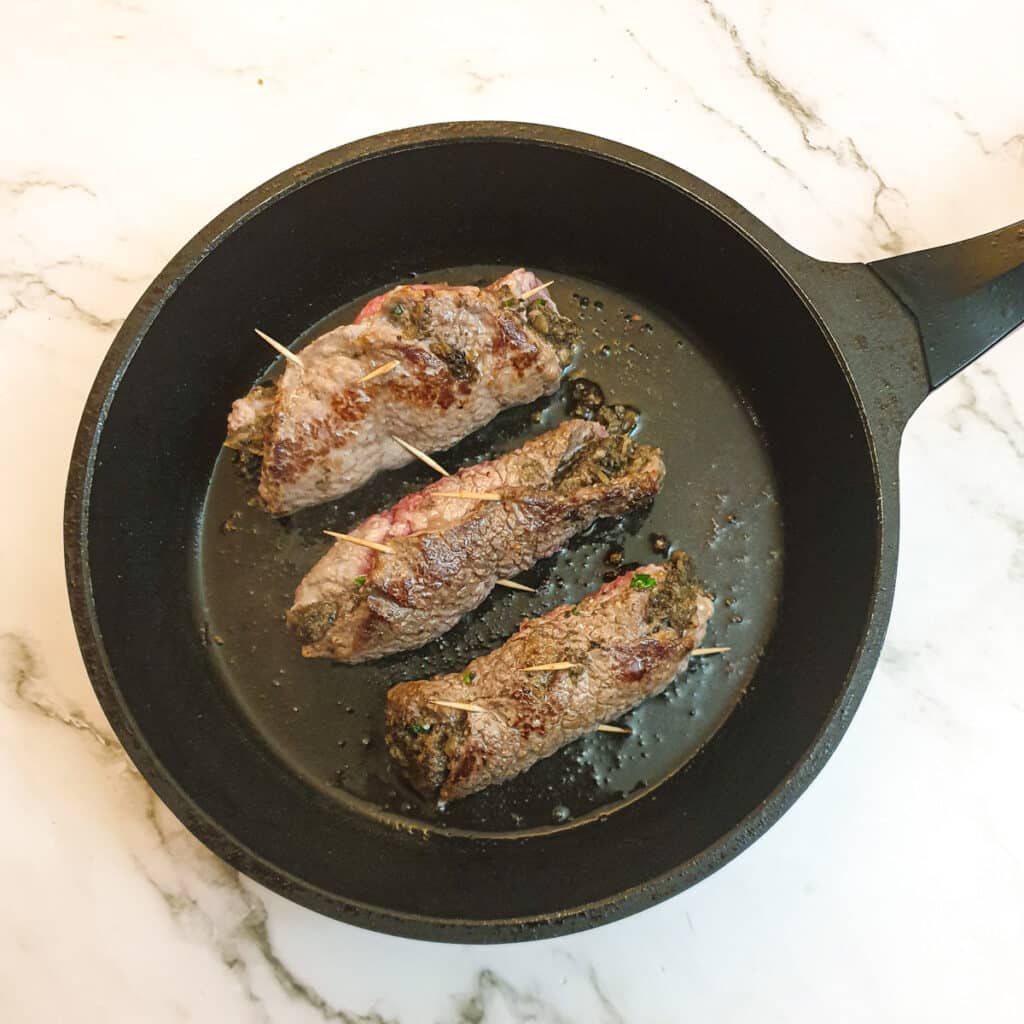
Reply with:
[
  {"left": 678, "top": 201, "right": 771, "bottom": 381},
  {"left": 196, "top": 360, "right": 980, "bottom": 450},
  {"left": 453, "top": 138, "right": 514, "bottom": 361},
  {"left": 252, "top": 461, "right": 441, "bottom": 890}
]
[
  {"left": 323, "top": 531, "right": 394, "bottom": 554},
  {"left": 254, "top": 328, "right": 304, "bottom": 370},
  {"left": 429, "top": 699, "right": 487, "bottom": 713},
  {"left": 518, "top": 279, "right": 554, "bottom": 301},
  {"left": 523, "top": 662, "right": 581, "bottom": 673},
  {"left": 391, "top": 435, "right": 450, "bottom": 477},
  {"left": 433, "top": 491, "right": 502, "bottom": 501},
  {"left": 691, "top": 646, "right": 730, "bottom": 656},
  {"left": 427, "top": 698, "right": 630, "bottom": 737},
  {"left": 358, "top": 359, "right": 399, "bottom": 384},
  {"left": 495, "top": 579, "right": 537, "bottom": 593}
]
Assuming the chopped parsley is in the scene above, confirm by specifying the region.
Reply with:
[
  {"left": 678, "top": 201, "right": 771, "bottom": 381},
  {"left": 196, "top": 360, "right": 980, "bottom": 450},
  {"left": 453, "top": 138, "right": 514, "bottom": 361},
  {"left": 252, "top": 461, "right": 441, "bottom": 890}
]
[
  {"left": 502, "top": 297, "right": 515, "bottom": 308},
  {"left": 463, "top": 670, "right": 475, "bottom": 685},
  {"left": 391, "top": 302, "right": 405, "bottom": 317},
  {"left": 352, "top": 575, "right": 366, "bottom": 588},
  {"left": 630, "top": 573, "right": 658, "bottom": 591},
  {"left": 407, "top": 722, "right": 432, "bottom": 735},
  {"left": 536, "top": 298, "right": 547, "bottom": 307}
]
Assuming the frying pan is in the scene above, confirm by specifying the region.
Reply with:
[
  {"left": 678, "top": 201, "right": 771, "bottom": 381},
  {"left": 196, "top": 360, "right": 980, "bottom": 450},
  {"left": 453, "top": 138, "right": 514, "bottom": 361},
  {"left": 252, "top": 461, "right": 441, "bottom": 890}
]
[{"left": 64, "top": 122, "right": 1024, "bottom": 942}]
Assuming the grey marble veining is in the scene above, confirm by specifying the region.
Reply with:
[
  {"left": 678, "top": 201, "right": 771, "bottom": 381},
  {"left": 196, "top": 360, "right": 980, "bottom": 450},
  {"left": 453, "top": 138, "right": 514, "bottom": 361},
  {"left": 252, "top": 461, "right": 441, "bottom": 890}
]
[{"left": 3, "top": 0, "right": 1023, "bottom": 1020}]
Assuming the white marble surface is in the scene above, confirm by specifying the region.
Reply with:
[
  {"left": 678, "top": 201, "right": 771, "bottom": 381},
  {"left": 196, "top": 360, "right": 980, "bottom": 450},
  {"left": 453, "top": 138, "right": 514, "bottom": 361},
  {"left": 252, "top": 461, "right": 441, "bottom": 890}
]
[{"left": 3, "top": 0, "right": 1024, "bottom": 1020}]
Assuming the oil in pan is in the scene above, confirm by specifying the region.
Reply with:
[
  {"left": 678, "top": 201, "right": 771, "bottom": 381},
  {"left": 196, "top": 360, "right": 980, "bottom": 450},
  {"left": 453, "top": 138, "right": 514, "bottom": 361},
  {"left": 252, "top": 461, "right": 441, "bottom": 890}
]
[{"left": 196, "top": 266, "right": 782, "bottom": 835}]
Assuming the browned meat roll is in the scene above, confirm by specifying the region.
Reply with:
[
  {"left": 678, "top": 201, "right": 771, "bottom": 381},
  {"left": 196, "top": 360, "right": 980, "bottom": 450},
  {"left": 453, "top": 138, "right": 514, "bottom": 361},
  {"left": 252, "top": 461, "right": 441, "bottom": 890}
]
[
  {"left": 225, "top": 269, "right": 577, "bottom": 515},
  {"left": 385, "top": 553, "right": 713, "bottom": 803},
  {"left": 288, "top": 419, "right": 666, "bottom": 661}
]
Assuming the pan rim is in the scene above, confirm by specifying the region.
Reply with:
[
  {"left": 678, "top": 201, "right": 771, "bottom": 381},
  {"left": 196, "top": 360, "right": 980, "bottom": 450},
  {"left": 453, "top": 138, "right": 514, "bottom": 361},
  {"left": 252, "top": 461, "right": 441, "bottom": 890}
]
[{"left": 63, "top": 120, "right": 892, "bottom": 941}]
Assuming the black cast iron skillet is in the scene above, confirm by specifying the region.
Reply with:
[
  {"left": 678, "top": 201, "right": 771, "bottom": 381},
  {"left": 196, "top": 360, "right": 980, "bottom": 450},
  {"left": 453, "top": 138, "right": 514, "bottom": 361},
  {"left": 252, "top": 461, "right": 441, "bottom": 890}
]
[{"left": 64, "top": 122, "right": 1024, "bottom": 942}]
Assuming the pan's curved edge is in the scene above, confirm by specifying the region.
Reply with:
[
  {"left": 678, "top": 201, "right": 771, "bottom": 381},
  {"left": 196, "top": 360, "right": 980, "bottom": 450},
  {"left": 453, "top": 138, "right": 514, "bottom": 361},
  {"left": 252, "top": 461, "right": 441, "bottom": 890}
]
[{"left": 63, "top": 120, "right": 900, "bottom": 943}]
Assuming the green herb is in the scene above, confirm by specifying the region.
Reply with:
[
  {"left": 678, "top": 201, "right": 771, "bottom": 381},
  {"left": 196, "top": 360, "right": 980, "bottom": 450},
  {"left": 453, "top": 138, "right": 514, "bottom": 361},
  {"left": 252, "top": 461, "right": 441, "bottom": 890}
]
[
  {"left": 502, "top": 298, "right": 515, "bottom": 308},
  {"left": 407, "top": 722, "right": 432, "bottom": 735},
  {"left": 570, "top": 605, "right": 581, "bottom": 615},
  {"left": 463, "top": 670, "right": 475, "bottom": 685},
  {"left": 352, "top": 575, "right": 366, "bottom": 588},
  {"left": 391, "top": 302, "right": 405, "bottom": 317},
  {"left": 631, "top": 573, "right": 657, "bottom": 591},
  {"left": 537, "top": 298, "right": 547, "bottom": 307}
]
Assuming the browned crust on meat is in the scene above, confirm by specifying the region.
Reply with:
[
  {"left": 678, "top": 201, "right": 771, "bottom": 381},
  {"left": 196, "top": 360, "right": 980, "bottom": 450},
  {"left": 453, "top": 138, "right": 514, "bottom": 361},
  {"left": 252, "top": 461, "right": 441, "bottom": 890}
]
[
  {"left": 257, "top": 386, "right": 371, "bottom": 513},
  {"left": 384, "top": 553, "right": 714, "bottom": 802},
  {"left": 228, "top": 274, "right": 577, "bottom": 516},
  {"left": 287, "top": 422, "right": 665, "bottom": 662},
  {"left": 493, "top": 310, "right": 545, "bottom": 373}
]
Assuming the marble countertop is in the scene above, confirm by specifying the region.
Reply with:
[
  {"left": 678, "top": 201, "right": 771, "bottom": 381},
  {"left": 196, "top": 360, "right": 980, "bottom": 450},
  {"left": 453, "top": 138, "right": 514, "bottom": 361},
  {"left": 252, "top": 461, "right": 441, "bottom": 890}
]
[{"left": 3, "top": 1, "right": 1023, "bottom": 1020}]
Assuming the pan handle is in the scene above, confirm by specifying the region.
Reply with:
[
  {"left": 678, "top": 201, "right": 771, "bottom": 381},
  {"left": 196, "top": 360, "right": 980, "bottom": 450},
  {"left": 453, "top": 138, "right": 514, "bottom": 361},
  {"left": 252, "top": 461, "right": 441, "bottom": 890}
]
[{"left": 868, "top": 219, "right": 1024, "bottom": 388}]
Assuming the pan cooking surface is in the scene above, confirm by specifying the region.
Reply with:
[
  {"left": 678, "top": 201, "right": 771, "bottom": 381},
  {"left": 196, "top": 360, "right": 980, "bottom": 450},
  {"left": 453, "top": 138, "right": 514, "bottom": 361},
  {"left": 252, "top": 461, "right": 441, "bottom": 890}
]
[
  {"left": 69, "top": 124, "right": 905, "bottom": 937},
  {"left": 196, "top": 265, "right": 782, "bottom": 834}
]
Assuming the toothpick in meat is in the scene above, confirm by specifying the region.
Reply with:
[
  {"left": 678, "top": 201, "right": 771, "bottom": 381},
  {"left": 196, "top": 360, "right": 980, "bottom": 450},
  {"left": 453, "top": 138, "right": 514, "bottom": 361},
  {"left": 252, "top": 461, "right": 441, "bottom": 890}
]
[
  {"left": 254, "top": 328, "right": 304, "bottom": 370},
  {"left": 322, "top": 531, "right": 394, "bottom": 554},
  {"left": 358, "top": 359, "right": 399, "bottom": 384},
  {"left": 429, "top": 699, "right": 487, "bottom": 713},
  {"left": 519, "top": 279, "right": 554, "bottom": 301},
  {"left": 433, "top": 491, "right": 502, "bottom": 501},
  {"left": 495, "top": 579, "right": 537, "bottom": 593},
  {"left": 428, "top": 698, "right": 630, "bottom": 736},
  {"left": 391, "top": 435, "right": 450, "bottom": 476}
]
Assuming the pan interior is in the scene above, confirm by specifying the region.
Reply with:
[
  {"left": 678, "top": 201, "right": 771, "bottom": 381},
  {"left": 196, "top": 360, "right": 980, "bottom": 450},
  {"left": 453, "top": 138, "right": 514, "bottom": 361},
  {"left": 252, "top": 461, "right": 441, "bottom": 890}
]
[
  {"left": 197, "top": 266, "right": 782, "bottom": 834},
  {"left": 80, "top": 136, "right": 880, "bottom": 930}
]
